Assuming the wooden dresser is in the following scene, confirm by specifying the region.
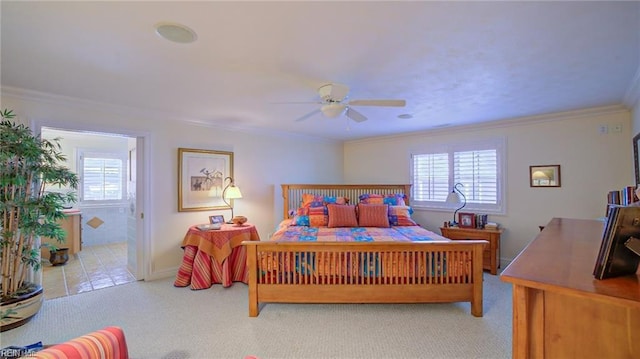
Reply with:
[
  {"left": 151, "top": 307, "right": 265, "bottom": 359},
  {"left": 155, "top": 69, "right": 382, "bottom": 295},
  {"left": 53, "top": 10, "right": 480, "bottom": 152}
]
[
  {"left": 501, "top": 218, "right": 640, "bottom": 359},
  {"left": 440, "top": 226, "right": 502, "bottom": 274},
  {"left": 40, "top": 212, "right": 82, "bottom": 257}
]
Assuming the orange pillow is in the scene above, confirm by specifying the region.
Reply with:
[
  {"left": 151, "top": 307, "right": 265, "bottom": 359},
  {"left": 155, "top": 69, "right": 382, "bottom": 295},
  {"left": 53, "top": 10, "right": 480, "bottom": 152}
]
[
  {"left": 327, "top": 204, "right": 358, "bottom": 228},
  {"left": 358, "top": 204, "right": 390, "bottom": 227}
]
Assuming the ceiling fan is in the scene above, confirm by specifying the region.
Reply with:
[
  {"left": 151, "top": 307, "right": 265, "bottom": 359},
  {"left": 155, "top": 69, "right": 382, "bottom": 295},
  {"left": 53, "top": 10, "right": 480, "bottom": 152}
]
[{"left": 291, "top": 83, "right": 406, "bottom": 123}]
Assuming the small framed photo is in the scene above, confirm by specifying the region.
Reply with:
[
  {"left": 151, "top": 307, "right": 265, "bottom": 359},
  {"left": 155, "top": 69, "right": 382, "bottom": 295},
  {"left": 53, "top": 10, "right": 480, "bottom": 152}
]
[
  {"left": 458, "top": 212, "right": 476, "bottom": 228},
  {"left": 530, "top": 165, "right": 561, "bottom": 187},
  {"left": 209, "top": 215, "right": 225, "bottom": 224}
]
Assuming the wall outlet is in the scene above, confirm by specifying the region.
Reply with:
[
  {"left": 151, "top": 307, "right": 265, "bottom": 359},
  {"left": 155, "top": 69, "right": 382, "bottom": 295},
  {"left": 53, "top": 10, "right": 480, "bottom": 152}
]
[
  {"left": 598, "top": 124, "right": 608, "bottom": 134},
  {"left": 611, "top": 123, "right": 623, "bottom": 133}
]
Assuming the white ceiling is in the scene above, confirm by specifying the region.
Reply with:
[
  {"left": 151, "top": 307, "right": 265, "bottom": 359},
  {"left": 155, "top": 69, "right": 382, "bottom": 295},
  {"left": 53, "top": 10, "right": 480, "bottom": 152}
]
[{"left": 2, "top": 1, "right": 639, "bottom": 141}]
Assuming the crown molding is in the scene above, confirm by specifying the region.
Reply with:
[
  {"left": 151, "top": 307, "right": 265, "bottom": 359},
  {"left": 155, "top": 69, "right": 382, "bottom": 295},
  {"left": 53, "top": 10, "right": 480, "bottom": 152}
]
[{"left": 346, "top": 104, "right": 630, "bottom": 145}]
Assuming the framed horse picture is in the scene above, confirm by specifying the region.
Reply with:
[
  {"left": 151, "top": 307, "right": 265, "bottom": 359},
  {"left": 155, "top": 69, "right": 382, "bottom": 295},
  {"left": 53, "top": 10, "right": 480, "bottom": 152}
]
[{"left": 178, "top": 148, "right": 234, "bottom": 212}]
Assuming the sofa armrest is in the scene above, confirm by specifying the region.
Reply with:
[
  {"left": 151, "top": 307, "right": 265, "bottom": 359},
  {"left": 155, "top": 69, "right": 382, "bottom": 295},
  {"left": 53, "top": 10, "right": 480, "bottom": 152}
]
[{"left": 25, "top": 326, "right": 128, "bottom": 359}]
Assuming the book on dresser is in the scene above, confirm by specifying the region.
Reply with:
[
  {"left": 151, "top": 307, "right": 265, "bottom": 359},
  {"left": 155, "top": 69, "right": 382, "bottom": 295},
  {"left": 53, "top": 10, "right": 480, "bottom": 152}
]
[{"left": 593, "top": 205, "right": 640, "bottom": 280}]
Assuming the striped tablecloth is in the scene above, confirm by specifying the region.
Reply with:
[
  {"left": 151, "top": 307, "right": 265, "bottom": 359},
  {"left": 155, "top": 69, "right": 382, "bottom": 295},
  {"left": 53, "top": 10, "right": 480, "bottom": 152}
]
[{"left": 174, "top": 223, "right": 260, "bottom": 289}]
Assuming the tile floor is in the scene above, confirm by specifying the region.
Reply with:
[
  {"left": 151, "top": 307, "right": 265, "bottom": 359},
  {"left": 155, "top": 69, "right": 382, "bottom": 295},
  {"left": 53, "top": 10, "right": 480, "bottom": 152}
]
[{"left": 42, "top": 242, "right": 136, "bottom": 300}]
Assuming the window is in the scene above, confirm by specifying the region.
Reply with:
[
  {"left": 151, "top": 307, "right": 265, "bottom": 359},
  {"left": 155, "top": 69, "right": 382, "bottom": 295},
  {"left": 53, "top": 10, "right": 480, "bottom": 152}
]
[
  {"left": 411, "top": 139, "right": 505, "bottom": 213},
  {"left": 79, "top": 151, "right": 126, "bottom": 202}
]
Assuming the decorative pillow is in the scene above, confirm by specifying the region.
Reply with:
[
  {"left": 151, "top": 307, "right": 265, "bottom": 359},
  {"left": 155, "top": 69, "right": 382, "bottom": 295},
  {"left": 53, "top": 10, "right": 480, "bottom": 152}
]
[
  {"left": 301, "top": 194, "right": 348, "bottom": 208},
  {"left": 327, "top": 204, "right": 358, "bottom": 228},
  {"left": 323, "top": 196, "right": 349, "bottom": 205},
  {"left": 290, "top": 207, "right": 310, "bottom": 226},
  {"left": 299, "top": 194, "right": 349, "bottom": 227},
  {"left": 308, "top": 206, "right": 329, "bottom": 227},
  {"left": 388, "top": 205, "right": 418, "bottom": 226},
  {"left": 359, "top": 193, "right": 406, "bottom": 206},
  {"left": 357, "top": 204, "right": 390, "bottom": 227}
]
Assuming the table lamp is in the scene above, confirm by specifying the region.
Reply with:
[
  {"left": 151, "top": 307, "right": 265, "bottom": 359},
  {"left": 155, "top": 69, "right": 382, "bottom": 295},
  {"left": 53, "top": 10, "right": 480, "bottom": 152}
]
[
  {"left": 222, "top": 176, "right": 242, "bottom": 223},
  {"left": 446, "top": 182, "right": 466, "bottom": 226}
]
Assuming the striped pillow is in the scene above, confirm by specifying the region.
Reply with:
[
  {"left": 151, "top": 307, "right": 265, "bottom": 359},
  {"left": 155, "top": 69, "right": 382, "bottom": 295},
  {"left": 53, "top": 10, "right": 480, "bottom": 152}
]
[
  {"left": 327, "top": 204, "right": 358, "bottom": 228},
  {"left": 388, "top": 205, "right": 418, "bottom": 226},
  {"left": 30, "top": 326, "right": 129, "bottom": 359},
  {"left": 357, "top": 204, "right": 390, "bottom": 227}
]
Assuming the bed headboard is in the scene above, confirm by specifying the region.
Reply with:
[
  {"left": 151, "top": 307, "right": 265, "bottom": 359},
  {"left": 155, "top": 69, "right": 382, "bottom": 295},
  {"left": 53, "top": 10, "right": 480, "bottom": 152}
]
[{"left": 281, "top": 184, "right": 412, "bottom": 219}]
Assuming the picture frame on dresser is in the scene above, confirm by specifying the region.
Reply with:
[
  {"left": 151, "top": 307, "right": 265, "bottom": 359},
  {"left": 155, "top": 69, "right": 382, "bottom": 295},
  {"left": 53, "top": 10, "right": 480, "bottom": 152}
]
[
  {"left": 458, "top": 212, "right": 476, "bottom": 228},
  {"left": 178, "top": 148, "right": 234, "bottom": 212},
  {"left": 209, "top": 215, "right": 225, "bottom": 224}
]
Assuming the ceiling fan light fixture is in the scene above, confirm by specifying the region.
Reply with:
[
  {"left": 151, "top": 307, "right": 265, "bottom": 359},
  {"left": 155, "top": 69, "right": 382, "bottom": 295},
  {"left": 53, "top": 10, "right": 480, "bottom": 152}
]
[
  {"left": 155, "top": 22, "right": 197, "bottom": 43},
  {"left": 321, "top": 103, "right": 346, "bottom": 118},
  {"left": 318, "top": 83, "right": 349, "bottom": 102}
]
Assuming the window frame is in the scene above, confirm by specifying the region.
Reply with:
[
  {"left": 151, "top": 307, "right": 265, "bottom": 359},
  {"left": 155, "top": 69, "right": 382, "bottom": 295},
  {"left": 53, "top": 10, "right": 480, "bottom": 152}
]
[
  {"left": 78, "top": 149, "right": 128, "bottom": 204},
  {"left": 410, "top": 137, "right": 506, "bottom": 214}
]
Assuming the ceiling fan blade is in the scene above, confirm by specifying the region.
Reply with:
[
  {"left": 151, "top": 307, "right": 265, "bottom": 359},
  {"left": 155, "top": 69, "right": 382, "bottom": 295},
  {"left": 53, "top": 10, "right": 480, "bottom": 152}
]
[
  {"left": 347, "top": 99, "right": 406, "bottom": 107},
  {"left": 346, "top": 107, "right": 368, "bottom": 123},
  {"left": 295, "top": 109, "right": 321, "bottom": 122}
]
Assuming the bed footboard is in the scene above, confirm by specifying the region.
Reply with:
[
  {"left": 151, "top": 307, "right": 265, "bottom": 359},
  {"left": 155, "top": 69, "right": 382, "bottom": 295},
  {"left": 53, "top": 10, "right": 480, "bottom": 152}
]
[{"left": 243, "top": 240, "right": 487, "bottom": 317}]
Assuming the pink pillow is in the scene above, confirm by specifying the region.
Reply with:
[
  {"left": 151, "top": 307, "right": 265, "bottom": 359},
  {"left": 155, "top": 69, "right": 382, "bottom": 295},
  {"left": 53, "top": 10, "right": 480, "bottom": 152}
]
[
  {"left": 327, "top": 204, "right": 358, "bottom": 228},
  {"left": 358, "top": 204, "right": 390, "bottom": 227}
]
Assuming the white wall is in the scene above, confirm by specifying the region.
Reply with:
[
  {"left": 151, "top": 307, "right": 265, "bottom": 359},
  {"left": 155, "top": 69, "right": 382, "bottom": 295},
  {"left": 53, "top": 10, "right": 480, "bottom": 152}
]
[
  {"left": 344, "top": 106, "right": 633, "bottom": 266},
  {"left": 633, "top": 100, "right": 640, "bottom": 140},
  {"left": 1, "top": 92, "right": 344, "bottom": 280}
]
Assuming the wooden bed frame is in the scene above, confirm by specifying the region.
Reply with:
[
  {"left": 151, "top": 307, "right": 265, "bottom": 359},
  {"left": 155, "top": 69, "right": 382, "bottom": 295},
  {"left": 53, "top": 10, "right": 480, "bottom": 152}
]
[{"left": 243, "top": 184, "right": 487, "bottom": 317}]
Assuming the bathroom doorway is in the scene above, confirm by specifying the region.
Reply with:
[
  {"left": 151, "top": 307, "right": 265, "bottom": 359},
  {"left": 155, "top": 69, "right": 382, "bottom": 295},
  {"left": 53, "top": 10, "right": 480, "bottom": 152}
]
[{"left": 40, "top": 128, "right": 144, "bottom": 299}]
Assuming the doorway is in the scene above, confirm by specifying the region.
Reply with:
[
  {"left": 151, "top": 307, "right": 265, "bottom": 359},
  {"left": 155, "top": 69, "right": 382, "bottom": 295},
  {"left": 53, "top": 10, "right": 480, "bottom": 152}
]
[{"left": 39, "top": 127, "right": 145, "bottom": 299}]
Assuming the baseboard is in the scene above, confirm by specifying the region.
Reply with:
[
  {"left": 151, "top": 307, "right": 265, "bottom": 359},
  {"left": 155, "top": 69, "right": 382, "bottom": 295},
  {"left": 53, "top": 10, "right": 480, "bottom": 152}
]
[{"left": 146, "top": 267, "right": 178, "bottom": 281}]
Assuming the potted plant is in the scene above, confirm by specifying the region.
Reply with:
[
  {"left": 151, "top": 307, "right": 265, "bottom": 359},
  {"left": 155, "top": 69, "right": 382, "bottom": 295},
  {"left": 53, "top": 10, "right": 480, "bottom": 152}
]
[{"left": 1, "top": 109, "right": 78, "bottom": 332}]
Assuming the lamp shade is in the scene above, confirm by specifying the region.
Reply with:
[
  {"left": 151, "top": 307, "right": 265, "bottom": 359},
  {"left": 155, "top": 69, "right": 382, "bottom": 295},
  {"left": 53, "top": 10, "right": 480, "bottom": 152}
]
[
  {"left": 321, "top": 103, "right": 346, "bottom": 118},
  {"left": 224, "top": 186, "right": 243, "bottom": 199},
  {"left": 446, "top": 191, "right": 461, "bottom": 205}
]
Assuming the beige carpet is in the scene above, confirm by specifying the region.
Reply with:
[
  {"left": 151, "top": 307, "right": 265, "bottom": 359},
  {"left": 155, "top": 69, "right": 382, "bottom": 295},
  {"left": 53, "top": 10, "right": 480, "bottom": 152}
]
[{"left": 1, "top": 272, "right": 512, "bottom": 359}]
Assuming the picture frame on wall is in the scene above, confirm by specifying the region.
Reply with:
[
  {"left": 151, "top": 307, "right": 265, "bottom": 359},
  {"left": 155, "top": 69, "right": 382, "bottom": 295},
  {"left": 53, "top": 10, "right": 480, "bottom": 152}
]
[
  {"left": 178, "top": 148, "right": 233, "bottom": 212},
  {"left": 458, "top": 212, "right": 476, "bottom": 228},
  {"left": 530, "top": 164, "right": 561, "bottom": 187}
]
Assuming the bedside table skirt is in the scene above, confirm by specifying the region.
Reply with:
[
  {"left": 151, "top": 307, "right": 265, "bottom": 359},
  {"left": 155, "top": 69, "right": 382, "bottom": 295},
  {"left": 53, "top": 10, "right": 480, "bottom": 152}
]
[{"left": 174, "top": 245, "right": 249, "bottom": 289}]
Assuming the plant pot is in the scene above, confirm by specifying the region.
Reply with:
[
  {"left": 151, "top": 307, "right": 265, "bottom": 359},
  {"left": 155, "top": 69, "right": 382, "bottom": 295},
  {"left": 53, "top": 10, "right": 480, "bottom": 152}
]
[
  {"left": 0, "top": 284, "right": 44, "bottom": 332},
  {"left": 49, "top": 248, "right": 69, "bottom": 266}
]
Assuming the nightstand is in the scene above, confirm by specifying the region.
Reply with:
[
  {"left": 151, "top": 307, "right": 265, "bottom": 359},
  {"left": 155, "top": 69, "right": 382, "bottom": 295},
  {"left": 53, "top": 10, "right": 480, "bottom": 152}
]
[{"left": 440, "top": 226, "right": 503, "bottom": 275}]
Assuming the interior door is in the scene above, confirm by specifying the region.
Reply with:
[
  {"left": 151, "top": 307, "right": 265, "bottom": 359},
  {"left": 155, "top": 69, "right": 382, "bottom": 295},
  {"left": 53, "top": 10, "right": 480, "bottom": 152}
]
[{"left": 127, "top": 136, "right": 145, "bottom": 279}]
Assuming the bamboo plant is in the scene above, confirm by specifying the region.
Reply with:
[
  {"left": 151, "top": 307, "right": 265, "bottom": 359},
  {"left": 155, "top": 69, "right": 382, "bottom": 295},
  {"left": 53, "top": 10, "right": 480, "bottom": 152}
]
[{"left": 0, "top": 109, "right": 78, "bottom": 300}]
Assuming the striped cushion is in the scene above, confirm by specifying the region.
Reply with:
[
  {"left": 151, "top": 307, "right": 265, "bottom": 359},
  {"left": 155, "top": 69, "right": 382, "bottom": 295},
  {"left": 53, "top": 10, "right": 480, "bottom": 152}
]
[
  {"left": 27, "top": 326, "right": 128, "bottom": 359},
  {"left": 327, "top": 204, "right": 358, "bottom": 228},
  {"left": 388, "top": 205, "right": 418, "bottom": 226},
  {"left": 357, "top": 204, "right": 390, "bottom": 227}
]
